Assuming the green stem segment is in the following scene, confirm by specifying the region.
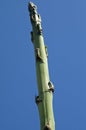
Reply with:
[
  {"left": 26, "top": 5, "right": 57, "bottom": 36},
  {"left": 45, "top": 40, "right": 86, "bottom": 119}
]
[{"left": 28, "top": 2, "right": 55, "bottom": 130}]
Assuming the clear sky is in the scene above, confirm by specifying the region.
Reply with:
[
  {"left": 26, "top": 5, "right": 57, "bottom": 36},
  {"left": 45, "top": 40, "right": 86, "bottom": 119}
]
[{"left": 0, "top": 0, "right": 86, "bottom": 130}]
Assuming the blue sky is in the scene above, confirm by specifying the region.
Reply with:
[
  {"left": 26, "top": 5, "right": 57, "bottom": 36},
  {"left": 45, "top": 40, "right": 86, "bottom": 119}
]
[{"left": 0, "top": 0, "right": 86, "bottom": 130}]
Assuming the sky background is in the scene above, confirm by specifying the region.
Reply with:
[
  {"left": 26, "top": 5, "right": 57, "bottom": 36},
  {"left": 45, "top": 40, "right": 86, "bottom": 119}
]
[{"left": 0, "top": 0, "right": 86, "bottom": 130}]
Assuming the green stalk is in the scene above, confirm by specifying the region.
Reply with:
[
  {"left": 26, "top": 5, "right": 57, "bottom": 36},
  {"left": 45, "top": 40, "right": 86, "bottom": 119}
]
[{"left": 28, "top": 2, "right": 55, "bottom": 130}]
